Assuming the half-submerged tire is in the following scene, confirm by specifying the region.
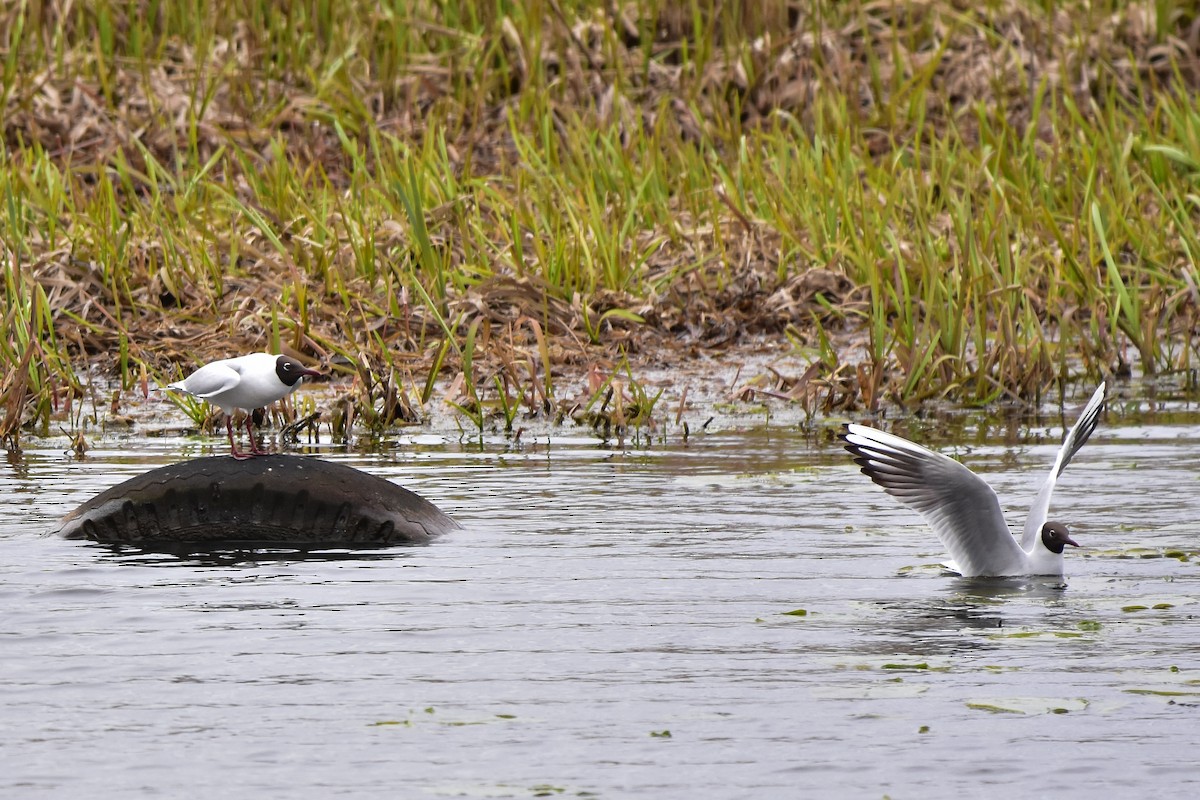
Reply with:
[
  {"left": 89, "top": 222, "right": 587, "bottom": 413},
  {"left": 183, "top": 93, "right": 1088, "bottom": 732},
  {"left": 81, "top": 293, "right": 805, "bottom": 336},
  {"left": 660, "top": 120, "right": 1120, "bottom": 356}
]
[{"left": 57, "top": 455, "right": 460, "bottom": 547}]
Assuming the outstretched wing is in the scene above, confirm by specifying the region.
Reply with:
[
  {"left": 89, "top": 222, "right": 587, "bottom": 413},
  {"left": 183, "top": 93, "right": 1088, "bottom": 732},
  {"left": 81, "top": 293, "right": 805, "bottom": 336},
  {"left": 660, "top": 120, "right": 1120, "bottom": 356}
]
[
  {"left": 1020, "top": 383, "right": 1106, "bottom": 549},
  {"left": 840, "top": 424, "right": 1028, "bottom": 577}
]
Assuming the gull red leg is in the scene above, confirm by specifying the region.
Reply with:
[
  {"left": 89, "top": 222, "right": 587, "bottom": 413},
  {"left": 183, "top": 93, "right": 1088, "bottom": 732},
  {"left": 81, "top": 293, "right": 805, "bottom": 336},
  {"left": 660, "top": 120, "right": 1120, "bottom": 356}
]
[
  {"left": 244, "top": 414, "right": 269, "bottom": 455},
  {"left": 226, "top": 414, "right": 251, "bottom": 460}
]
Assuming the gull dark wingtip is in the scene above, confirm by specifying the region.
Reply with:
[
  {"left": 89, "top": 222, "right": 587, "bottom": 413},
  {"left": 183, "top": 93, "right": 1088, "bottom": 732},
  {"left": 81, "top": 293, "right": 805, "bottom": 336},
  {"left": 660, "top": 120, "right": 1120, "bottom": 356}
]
[{"left": 1052, "top": 383, "right": 1107, "bottom": 477}]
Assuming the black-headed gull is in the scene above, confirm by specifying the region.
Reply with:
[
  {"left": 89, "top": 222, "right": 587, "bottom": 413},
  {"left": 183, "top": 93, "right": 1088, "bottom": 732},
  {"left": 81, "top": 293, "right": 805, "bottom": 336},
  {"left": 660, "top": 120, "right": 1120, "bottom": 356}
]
[
  {"left": 839, "top": 383, "right": 1106, "bottom": 577},
  {"left": 163, "top": 353, "right": 321, "bottom": 459}
]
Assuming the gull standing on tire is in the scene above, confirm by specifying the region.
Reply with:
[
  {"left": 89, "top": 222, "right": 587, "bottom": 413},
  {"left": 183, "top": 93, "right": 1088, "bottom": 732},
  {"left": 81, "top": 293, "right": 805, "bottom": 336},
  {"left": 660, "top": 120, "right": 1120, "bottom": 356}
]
[{"left": 163, "top": 353, "right": 322, "bottom": 459}]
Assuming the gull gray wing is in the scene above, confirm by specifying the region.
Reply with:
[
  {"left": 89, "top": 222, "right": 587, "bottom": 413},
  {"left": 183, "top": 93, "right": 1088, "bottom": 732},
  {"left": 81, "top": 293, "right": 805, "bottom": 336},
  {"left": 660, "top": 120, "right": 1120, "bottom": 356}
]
[
  {"left": 1019, "top": 383, "right": 1106, "bottom": 549},
  {"left": 171, "top": 362, "right": 242, "bottom": 400},
  {"left": 841, "top": 424, "right": 1028, "bottom": 577}
]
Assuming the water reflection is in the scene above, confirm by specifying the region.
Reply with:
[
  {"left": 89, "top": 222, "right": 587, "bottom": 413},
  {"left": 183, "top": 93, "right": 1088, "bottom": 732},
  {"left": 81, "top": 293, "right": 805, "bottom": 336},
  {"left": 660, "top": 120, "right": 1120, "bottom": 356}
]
[
  {"left": 875, "top": 596, "right": 1002, "bottom": 635},
  {"left": 947, "top": 575, "right": 1070, "bottom": 600},
  {"left": 863, "top": 576, "right": 1081, "bottom": 658},
  {"left": 4, "top": 448, "right": 29, "bottom": 479},
  {"left": 85, "top": 541, "right": 419, "bottom": 567}
]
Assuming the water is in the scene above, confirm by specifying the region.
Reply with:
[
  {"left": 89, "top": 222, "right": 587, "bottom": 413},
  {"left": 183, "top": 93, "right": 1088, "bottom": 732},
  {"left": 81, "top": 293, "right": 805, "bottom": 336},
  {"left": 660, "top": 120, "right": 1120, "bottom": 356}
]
[{"left": 3, "top": 416, "right": 1199, "bottom": 798}]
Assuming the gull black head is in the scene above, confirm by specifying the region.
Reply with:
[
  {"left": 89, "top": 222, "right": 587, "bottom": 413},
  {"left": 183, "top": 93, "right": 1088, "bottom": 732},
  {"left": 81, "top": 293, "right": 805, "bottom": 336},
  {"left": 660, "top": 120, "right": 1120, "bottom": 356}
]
[
  {"left": 1041, "top": 521, "right": 1079, "bottom": 554},
  {"left": 275, "top": 355, "right": 322, "bottom": 387}
]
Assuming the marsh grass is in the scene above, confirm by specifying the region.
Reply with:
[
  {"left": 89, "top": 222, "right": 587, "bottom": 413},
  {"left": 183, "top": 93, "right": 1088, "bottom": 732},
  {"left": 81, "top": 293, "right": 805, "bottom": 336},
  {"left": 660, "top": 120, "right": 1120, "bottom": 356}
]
[{"left": 3, "top": 0, "right": 1200, "bottom": 444}]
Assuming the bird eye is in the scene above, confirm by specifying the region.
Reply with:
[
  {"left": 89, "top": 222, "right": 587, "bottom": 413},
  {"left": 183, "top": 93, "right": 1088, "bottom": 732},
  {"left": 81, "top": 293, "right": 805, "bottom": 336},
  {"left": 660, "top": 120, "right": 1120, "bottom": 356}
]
[{"left": 284, "top": 364, "right": 292, "bottom": 370}]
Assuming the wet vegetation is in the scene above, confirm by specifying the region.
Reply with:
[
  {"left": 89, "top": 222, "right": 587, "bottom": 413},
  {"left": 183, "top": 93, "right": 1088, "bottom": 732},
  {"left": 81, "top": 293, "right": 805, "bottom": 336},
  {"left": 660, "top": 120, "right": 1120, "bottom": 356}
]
[{"left": 3, "top": 0, "right": 1200, "bottom": 446}]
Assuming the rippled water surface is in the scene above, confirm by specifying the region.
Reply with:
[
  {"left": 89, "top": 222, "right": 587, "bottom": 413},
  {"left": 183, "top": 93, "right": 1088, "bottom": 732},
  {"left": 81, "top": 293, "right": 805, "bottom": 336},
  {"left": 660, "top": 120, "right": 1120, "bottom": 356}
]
[{"left": 3, "top": 411, "right": 1200, "bottom": 798}]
